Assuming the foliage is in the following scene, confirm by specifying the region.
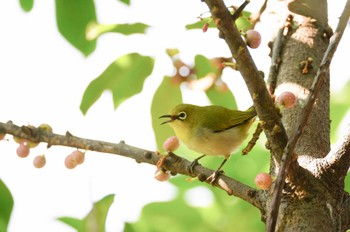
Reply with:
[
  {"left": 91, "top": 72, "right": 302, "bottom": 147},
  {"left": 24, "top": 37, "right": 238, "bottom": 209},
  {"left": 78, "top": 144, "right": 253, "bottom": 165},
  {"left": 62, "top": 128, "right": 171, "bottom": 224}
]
[
  {"left": 9, "top": 1, "right": 350, "bottom": 232},
  {"left": 80, "top": 53, "right": 154, "bottom": 115},
  {"left": 0, "top": 179, "right": 13, "bottom": 232},
  {"left": 57, "top": 194, "right": 115, "bottom": 232}
]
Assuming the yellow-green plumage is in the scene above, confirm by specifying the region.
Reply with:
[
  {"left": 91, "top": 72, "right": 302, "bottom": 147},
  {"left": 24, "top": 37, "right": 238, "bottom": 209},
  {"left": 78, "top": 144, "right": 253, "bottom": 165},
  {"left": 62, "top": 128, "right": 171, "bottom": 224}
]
[{"left": 162, "top": 104, "right": 256, "bottom": 158}]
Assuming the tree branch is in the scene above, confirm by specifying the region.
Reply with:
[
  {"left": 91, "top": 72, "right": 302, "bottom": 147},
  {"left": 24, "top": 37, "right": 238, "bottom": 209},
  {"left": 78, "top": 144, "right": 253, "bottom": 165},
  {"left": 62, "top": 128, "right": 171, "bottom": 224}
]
[
  {"left": 267, "top": 14, "right": 289, "bottom": 95},
  {"left": 318, "top": 123, "right": 350, "bottom": 184},
  {"left": 267, "top": 0, "right": 350, "bottom": 230},
  {"left": 0, "top": 120, "right": 266, "bottom": 210},
  {"left": 202, "top": 0, "right": 287, "bottom": 161},
  {"left": 250, "top": 0, "right": 268, "bottom": 28}
]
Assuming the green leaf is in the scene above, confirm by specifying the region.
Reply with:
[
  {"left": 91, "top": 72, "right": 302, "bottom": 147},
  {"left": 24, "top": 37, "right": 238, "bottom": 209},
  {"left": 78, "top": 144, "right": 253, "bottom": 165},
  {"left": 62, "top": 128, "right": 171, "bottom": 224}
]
[
  {"left": 0, "top": 179, "right": 14, "bottom": 232},
  {"left": 55, "top": 0, "right": 97, "bottom": 56},
  {"left": 19, "top": 0, "right": 34, "bottom": 12},
  {"left": 185, "top": 11, "right": 251, "bottom": 32},
  {"left": 118, "top": 0, "right": 130, "bottom": 5},
  {"left": 194, "top": 54, "right": 217, "bottom": 78},
  {"left": 206, "top": 87, "right": 237, "bottom": 109},
  {"left": 151, "top": 77, "right": 182, "bottom": 150},
  {"left": 58, "top": 194, "right": 115, "bottom": 232},
  {"left": 331, "top": 81, "right": 350, "bottom": 143},
  {"left": 57, "top": 217, "right": 82, "bottom": 231},
  {"left": 80, "top": 53, "right": 154, "bottom": 115},
  {"left": 86, "top": 23, "right": 149, "bottom": 41}
]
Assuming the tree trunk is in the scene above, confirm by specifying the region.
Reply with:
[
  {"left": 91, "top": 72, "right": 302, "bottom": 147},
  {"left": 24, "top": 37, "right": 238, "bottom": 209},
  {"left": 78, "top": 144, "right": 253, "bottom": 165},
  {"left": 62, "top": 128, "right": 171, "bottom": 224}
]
[{"left": 266, "top": 0, "right": 349, "bottom": 231}]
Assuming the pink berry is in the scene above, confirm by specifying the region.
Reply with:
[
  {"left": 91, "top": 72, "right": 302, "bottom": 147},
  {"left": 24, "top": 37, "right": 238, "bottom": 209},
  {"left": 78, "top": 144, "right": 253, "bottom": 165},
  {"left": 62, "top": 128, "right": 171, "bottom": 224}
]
[
  {"left": 255, "top": 173, "right": 273, "bottom": 190},
  {"left": 16, "top": 143, "right": 30, "bottom": 158},
  {"left": 154, "top": 169, "right": 170, "bottom": 182},
  {"left": 71, "top": 150, "right": 85, "bottom": 165},
  {"left": 64, "top": 155, "right": 77, "bottom": 169},
  {"left": 163, "top": 136, "right": 180, "bottom": 152},
  {"left": 276, "top": 91, "right": 297, "bottom": 109},
  {"left": 33, "top": 155, "right": 46, "bottom": 168},
  {"left": 245, "top": 29, "right": 261, "bottom": 49},
  {"left": 0, "top": 133, "right": 5, "bottom": 140},
  {"left": 202, "top": 22, "right": 209, "bottom": 33}
]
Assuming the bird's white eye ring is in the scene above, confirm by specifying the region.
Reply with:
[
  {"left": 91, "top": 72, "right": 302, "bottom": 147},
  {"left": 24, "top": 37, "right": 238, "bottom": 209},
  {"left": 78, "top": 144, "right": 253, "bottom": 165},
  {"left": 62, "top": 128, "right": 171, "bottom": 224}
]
[{"left": 178, "top": 111, "right": 187, "bottom": 120}]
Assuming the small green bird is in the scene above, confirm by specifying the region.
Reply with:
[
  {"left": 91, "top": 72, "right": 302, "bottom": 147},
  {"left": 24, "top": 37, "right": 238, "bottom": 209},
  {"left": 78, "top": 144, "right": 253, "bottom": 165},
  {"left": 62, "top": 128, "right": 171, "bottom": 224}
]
[{"left": 160, "top": 104, "right": 256, "bottom": 182}]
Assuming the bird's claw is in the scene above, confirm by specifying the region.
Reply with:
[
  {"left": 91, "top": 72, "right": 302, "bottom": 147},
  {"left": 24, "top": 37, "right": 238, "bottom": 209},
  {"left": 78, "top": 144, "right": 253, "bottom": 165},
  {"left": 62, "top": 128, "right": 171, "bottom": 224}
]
[
  {"left": 206, "top": 170, "right": 224, "bottom": 184},
  {"left": 187, "top": 159, "right": 200, "bottom": 174}
]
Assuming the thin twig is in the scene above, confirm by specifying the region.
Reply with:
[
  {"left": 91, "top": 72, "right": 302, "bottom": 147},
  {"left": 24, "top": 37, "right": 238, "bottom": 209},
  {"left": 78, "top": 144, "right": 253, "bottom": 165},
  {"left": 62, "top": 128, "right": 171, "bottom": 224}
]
[
  {"left": 232, "top": 0, "right": 250, "bottom": 21},
  {"left": 266, "top": 1, "right": 350, "bottom": 231},
  {"left": 250, "top": 0, "right": 268, "bottom": 28},
  {"left": 0, "top": 120, "right": 265, "bottom": 209},
  {"left": 267, "top": 14, "right": 289, "bottom": 95}
]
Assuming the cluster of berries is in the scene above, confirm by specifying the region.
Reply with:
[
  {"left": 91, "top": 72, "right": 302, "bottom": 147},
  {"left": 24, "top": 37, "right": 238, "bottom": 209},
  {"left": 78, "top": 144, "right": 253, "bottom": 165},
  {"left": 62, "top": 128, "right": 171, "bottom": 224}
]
[{"left": 0, "top": 124, "right": 85, "bottom": 169}]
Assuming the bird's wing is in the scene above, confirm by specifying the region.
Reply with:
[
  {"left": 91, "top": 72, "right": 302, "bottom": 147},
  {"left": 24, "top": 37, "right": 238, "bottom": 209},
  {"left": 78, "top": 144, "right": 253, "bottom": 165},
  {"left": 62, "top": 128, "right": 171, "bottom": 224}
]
[{"left": 201, "top": 106, "right": 256, "bottom": 133}]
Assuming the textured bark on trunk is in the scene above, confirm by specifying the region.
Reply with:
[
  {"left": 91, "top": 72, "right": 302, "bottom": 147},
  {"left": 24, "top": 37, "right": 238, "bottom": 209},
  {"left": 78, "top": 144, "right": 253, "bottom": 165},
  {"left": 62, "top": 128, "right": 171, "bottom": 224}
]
[{"left": 267, "top": 0, "right": 347, "bottom": 231}]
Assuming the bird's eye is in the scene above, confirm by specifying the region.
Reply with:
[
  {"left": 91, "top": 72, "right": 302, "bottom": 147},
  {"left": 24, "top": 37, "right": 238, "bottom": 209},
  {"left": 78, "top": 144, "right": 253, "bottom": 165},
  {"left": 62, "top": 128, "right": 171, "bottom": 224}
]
[{"left": 178, "top": 111, "right": 187, "bottom": 120}]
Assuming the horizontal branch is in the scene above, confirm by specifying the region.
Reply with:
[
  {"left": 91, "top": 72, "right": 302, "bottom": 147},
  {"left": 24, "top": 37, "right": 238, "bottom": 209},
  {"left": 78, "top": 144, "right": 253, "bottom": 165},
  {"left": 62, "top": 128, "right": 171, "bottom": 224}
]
[{"left": 0, "top": 120, "right": 266, "bottom": 210}]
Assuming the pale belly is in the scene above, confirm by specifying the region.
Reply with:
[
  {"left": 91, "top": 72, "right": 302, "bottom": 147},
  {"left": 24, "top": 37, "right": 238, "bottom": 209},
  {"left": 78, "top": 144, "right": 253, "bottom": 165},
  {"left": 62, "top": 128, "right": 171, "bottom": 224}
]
[{"left": 185, "top": 125, "right": 250, "bottom": 157}]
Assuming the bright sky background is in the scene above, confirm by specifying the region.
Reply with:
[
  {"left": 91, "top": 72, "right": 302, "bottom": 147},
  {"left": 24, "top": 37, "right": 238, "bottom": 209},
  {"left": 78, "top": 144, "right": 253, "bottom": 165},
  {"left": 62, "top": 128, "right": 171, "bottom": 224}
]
[{"left": 0, "top": 0, "right": 349, "bottom": 232}]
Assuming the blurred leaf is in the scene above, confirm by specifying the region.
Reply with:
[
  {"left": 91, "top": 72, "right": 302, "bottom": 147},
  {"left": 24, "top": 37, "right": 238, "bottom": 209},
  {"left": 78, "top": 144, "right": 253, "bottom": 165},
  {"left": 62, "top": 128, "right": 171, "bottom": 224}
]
[
  {"left": 80, "top": 53, "right": 154, "bottom": 115},
  {"left": 125, "top": 196, "right": 212, "bottom": 232},
  {"left": 330, "top": 81, "right": 350, "bottom": 143},
  {"left": 0, "top": 179, "right": 13, "bottom": 232},
  {"left": 19, "top": 0, "right": 34, "bottom": 12},
  {"left": 57, "top": 217, "right": 82, "bottom": 230},
  {"left": 58, "top": 194, "right": 115, "bottom": 232},
  {"left": 206, "top": 87, "right": 237, "bottom": 109},
  {"left": 193, "top": 54, "right": 237, "bottom": 109},
  {"left": 194, "top": 54, "right": 217, "bottom": 78},
  {"left": 55, "top": 0, "right": 97, "bottom": 56},
  {"left": 186, "top": 11, "right": 251, "bottom": 32},
  {"left": 86, "top": 22, "right": 149, "bottom": 41},
  {"left": 118, "top": 0, "right": 130, "bottom": 5},
  {"left": 151, "top": 77, "right": 182, "bottom": 150}
]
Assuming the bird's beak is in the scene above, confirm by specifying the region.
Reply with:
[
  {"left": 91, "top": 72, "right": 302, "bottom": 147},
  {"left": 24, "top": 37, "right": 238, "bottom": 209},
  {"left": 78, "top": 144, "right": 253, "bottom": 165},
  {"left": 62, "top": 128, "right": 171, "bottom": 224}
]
[{"left": 159, "top": 114, "right": 177, "bottom": 125}]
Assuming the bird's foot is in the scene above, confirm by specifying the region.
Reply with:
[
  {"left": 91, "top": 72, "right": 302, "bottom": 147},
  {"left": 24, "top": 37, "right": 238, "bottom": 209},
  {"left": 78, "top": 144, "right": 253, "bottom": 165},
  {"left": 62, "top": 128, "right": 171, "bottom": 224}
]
[
  {"left": 206, "top": 170, "right": 224, "bottom": 184},
  {"left": 187, "top": 159, "right": 200, "bottom": 174},
  {"left": 187, "top": 155, "right": 206, "bottom": 174}
]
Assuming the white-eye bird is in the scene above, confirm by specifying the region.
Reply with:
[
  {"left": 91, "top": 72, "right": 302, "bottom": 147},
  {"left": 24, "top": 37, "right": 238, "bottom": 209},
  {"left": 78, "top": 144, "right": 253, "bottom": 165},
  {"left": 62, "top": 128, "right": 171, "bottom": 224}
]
[{"left": 160, "top": 104, "right": 257, "bottom": 182}]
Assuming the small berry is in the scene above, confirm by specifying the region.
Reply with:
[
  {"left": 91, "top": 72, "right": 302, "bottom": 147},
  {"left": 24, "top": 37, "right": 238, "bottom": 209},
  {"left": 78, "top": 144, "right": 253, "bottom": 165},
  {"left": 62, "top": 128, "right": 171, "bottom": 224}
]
[
  {"left": 33, "top": 155, "right": 46, "bottom": 168},
  {"left": 202, "top": 22, "right": 209, "bottom": 33},
  {"left": 64, "top": 155, "right": 77, "bottom": 169},
  {"left": 276, "top": 91, "right": 297, "bottom": 109},
  {"left": 163, "top": 136, "right": 180, "bottom": 152},
  {"left": 71, "top": 150, "right": 85, "bottom": 165},
  {"left": 245, "top": 29, "right": 261, "bottom": 49},
  {"left": 154, "top": 169, "right": 170, "bottom": 182},
  {"left": 0, "top": 133, "right": 5, "bottom": 140},
  {"left": 255, "top": 173, "right": 273, "bottom": 190},
  {"left": 16, "top": 143, "right": 30, "bottom": 158}
]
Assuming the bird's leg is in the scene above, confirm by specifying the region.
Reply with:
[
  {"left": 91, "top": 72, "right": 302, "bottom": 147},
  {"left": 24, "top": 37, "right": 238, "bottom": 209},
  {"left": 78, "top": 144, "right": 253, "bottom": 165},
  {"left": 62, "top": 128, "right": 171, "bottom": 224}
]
[
  {"left": 207, "top": 158, "right": 228, "bottom": 184},
  {"left": 187, "top": 154, "right": 206, "bottom": 173}
]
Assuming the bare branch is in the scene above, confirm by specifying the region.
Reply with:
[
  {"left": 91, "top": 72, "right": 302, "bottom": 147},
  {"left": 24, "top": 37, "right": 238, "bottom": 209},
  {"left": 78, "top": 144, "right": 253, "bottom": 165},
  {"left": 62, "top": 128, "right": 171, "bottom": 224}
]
[
  {"left": 250, "top": 0, "right": 268, "bottom": 28},
  {"left": 267, "top": 14, "right": 289, "bottom": 95},
  {"left": 267, "top": 1, "right": 350, "bottom": 231},
  {"left": 0, "top": 120, "right": 266, "bottom": 209}
]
